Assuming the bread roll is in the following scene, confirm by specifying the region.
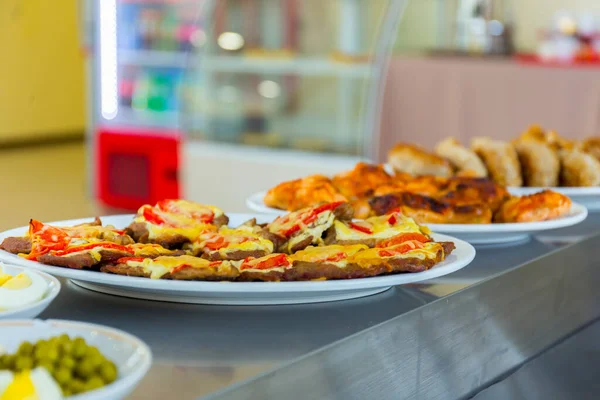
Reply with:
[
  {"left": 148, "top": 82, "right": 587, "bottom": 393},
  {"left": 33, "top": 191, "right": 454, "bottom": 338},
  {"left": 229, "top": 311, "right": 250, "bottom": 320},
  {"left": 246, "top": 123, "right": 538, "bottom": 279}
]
[
  {"left": 471, "top": 137, "right": 522, "bottom": 187},
  {"left": 513, "top": 137, "right": 560, "bottom": 187},
  {"left": 388, "top": 143, "right": 453, "bottom": 177},
  {"left": 434, "top": 137, "right": 487, "bottom": 177},
  {"left": 559, "top": 148, "right": 600, "bottom": 187}
]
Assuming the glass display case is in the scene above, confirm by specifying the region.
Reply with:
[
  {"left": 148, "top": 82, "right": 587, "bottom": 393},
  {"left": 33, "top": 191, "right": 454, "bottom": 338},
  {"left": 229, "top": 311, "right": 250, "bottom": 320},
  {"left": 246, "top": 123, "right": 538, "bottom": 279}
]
[{"left": 89, "top": 0, "right": 403, "bottom": 210}]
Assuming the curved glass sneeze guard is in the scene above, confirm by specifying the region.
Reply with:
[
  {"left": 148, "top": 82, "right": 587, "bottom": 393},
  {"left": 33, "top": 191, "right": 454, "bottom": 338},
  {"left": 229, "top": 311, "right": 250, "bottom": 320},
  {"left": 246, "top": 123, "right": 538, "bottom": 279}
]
[{"left": 181, "top": 0, "right": 406, "bottom": 158}]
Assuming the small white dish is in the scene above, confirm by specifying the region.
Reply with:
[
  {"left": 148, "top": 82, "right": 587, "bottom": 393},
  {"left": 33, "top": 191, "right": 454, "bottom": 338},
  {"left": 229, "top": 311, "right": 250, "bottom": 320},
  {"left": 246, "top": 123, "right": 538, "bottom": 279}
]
[
  {"left": 0, "top": 215, "right": 475, "bottom": 305},
  {"left": 509, "top": 186, "right": 600, "bottom": 211},
  {"left": 0, "top": 319, "right": 152, "bottom": 400},
  {"left": 0, "top": 264, "right": 60, "bottom": 320},
  {"left": 246, "top": 191, "right": 286, "bottom": 216}
]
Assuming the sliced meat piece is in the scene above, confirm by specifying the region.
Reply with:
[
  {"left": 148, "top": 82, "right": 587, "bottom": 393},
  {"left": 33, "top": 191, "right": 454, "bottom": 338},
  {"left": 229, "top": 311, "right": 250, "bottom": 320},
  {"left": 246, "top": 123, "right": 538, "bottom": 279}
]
[
  {"left": 37, "top": 248, "right": 132, "bottom": 270},
  {"left": 284, "top": 261, "right": 390, "bottom": 281},
  {"left": 0, "top": 237, "right": 32, "bottom": 254},
  {"left": 126, "top": 222, "right": 150, "bottom": 243},
  {"left": 205, "top": 249, "right": 269, "bottom": 261},
  {"left": 212, "top": 214, "right": 229, "bottom": 227}
]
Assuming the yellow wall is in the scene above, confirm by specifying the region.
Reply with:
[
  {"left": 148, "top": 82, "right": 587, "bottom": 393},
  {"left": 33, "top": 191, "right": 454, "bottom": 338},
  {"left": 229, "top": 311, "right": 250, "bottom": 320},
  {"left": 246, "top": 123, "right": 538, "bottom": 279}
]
[{"left": 0, "top": 0, "right": 85, "bottom": 142}]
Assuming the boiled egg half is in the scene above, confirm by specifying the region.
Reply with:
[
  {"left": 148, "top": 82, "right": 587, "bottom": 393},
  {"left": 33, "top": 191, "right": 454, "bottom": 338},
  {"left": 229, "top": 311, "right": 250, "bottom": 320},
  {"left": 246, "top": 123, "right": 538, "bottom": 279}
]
[
  {"left": 0, "top": 266, "right": 48, "bottom": 311},
  {"left": 0, "top": 368, "right": 63, "bottom": 399}
]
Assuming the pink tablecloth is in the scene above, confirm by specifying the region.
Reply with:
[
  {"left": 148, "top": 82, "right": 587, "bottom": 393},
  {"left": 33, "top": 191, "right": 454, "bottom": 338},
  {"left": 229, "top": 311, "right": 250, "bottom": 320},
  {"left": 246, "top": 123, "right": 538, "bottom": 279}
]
[{"left": 377, "top": 56, "right": 600, "bottom": 161}]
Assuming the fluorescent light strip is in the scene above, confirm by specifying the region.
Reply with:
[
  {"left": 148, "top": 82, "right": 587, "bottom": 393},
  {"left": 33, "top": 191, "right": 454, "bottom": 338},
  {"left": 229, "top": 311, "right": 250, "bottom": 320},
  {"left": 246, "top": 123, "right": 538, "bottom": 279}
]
[{"left": 99, "top": 0, "right": 118, "bottom": 120}]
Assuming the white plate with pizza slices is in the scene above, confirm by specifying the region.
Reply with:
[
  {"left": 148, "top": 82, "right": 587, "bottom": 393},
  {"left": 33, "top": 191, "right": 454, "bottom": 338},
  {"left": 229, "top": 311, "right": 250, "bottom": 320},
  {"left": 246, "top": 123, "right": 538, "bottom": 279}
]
[
  {"left": 508, "top": 187, "right": 600, "bottom": 211},
  {"left": 0, "top": 214, "right": 475, "bottom": 305}
]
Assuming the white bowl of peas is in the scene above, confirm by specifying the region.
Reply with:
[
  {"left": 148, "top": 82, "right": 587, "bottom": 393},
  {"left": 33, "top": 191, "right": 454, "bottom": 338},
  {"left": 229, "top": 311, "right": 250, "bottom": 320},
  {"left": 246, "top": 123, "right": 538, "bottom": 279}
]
[{"left": 0, "top": 319, "right": 152, "bottom": 399}]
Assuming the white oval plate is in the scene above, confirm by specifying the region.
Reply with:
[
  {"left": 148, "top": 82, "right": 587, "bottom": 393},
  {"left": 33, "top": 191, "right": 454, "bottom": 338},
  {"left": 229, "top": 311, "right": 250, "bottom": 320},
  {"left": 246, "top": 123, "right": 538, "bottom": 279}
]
[
  {"left": 0, "top": 319, "right": 152, "bottom": 400},
  {"left": 247, "top": 192, "right": 588, "bottom": 245},
  {"left": 426, "top": 203, "right": 588, "bottom": 244},
  {"left": 0, "top": 214, "right": 475, "bottom": 305},
  {"left": 0, "top": 264, "right": 60, "bottom": 320},
  {"left": 509, "top": 186, "right": 600, "bottom": 211}
]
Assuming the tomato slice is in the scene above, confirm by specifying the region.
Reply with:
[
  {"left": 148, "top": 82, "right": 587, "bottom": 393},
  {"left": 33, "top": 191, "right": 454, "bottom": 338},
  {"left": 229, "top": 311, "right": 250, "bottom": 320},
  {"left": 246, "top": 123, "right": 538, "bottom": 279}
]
[
  {"left": 378, "top": 240, "right": 425, "bottom": 257},
  {"left": 377, "top": 233, "right": 430, "bottom": 248},
  {"left": 117, "top": 257, "right": 145, "bottom": 264},
  {"left": 142, "top": 207, "right": 165, "bottom": 225},
  {"left": 302, "top": 202, "right": 343, "bottom": 225},
  {"left": 202, "top": 235, "right": 227, "bottom": 250},
  {"left": 281, "top": 224, "right": 301, "bottom": 238},
  {"left": 349, "top": 222, "right": 373, "bottom": 234},
  {"left": 388, "top": 214, "right": 397, "bottom": 225},
  {"left": 241, "top": 254, "right": 290, "bottom": 271},
  {"left": 53, "top": 242, "right": 132, "bottom": 256}
]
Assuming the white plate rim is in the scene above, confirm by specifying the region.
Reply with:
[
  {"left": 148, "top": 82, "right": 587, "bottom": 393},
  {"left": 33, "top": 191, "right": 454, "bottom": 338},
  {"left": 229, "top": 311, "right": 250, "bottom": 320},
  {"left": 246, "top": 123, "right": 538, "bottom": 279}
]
[
  {"left": 0, "top": 264, "right": 61, "bottom": 319},
  {"left": 508, "top": 186, "right": 600, "bottom": 196},
  {"left": 0, "top": 214, "right": 476, "bottom": 293},
  {"left": 0, "top": 318, "right": 152, "bottom": 400},
  {"left": 247, "top": 191, "right": 588, "bottom": 233}
]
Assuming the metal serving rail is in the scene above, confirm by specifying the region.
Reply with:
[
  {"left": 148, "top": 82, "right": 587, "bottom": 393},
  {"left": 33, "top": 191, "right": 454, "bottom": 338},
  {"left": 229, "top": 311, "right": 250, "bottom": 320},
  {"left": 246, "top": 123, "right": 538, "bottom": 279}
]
[{"left": 39, "top": 214, "right": 600, "bottom": 399}]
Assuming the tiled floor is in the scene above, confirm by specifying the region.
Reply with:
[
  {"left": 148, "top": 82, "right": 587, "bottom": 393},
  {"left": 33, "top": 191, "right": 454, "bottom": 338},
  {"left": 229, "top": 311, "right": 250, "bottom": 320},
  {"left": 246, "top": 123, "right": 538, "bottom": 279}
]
[{"left": 0, "top": 142, "right": 100, "bottom": 230}]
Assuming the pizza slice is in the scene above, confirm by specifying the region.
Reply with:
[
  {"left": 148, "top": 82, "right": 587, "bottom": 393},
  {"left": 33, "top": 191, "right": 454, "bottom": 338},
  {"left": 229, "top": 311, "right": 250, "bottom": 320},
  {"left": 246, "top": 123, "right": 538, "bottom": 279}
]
[
  {"left": 267, "top": 202, "right": 354, "bottom": 253},
  {"left": 36, "top": 241, "right": 134, "bottom": 269},
  {"left": 286, "top": 244, "right": 383, "bottom": 280},
  {"left": 0, "top": 218, "right": 133, "bottom": 255},
  {"left": 349, "top": 240, "right": 455, "bottom": 274},
  {"left": 126, "top": 200, "right": 223, "bottom": 248},
  {"left": 191, "top": 226, "right": 274, "bottom": 261},
  {"left": 324, "top": 211, "right": 432, "bottom": 247},
  {"left": 101, "top": 255, "right": 239, "bottom": 280}
]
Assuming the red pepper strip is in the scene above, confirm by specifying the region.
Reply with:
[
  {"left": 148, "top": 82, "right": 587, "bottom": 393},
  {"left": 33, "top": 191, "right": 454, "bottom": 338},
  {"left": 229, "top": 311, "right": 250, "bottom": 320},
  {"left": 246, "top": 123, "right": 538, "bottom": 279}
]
[
  {"left": 377, "top": 233, "right": 430, "bottom": 248},
  {"left": 325, "top": 252, "right": 347, "bottom": 263},
  {"left": 142, "top": 207, "right": 166, "bottom": 225},
  {"left": 171, "top": 264, "right": 193, "bottom": 274},
  {"left": 240, "top": 254, "right": 291, "bottom": 271},
  {"left": 203, "top": 235, "right": 227, "bottom": 250},
  {"left": 378, "top": 240, "right": 425, "bottom": 257},
  {"left": 281, "top": 224, "right": 301, "bottom": 238},
  {"left": 117, "top": 257, "right": 146, "bottom": 264},
  {"left": 388, "top": 214, "right": 397, "bottom": 225},
  {"left": 348, "top": 222, "right": 373, "bottom": 235},
  {"left": 52, "top": 242, "right": 132, "bottom": 256},
  {"left": 302, "top": 202, "right": 344, "bottom": 225}
]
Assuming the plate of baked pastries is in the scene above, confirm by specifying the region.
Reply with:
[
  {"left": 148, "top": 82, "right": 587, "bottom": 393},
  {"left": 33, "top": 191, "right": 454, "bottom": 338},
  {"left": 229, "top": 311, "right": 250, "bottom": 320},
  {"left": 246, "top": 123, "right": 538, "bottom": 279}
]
[
  {"left": 0, "top": 200, "right": 474, "bottom": 305},
  {"left": 389, "top": 124, "right": 600, "bottom": 210},
  {"left": 249, "top": 138, "right": 588, "bottom": 244}
]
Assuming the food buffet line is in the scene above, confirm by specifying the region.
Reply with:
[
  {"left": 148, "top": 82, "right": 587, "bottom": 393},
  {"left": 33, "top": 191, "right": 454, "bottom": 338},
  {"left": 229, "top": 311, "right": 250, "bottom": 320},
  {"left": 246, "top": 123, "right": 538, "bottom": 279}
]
[{"left": 1, "top": 125, "right": 599, "bottom": 399}]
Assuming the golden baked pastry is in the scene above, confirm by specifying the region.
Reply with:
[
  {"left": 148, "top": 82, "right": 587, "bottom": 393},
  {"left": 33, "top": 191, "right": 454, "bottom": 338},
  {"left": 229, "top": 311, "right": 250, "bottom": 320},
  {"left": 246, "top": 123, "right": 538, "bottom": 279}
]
[
  {"left": 264, "top": 175, "right": 347, "bottom": 211},
  {"left": 434, "top": 137, "right": 487, "bottom": 177},
  {"left": 494, "top": 190, "right": 571, "bottom": 223},
  {"left": 558, "top": 148, "right": 600, "bottom": 187},
  {"left": 513, "top": 136, "right": 560, "bottom": 187},
  {"left": 388, "top": 143, "right": 453, "bottom": 177},
  {"left": 471, "top": 137, "right": 523, "bottom": 187}
]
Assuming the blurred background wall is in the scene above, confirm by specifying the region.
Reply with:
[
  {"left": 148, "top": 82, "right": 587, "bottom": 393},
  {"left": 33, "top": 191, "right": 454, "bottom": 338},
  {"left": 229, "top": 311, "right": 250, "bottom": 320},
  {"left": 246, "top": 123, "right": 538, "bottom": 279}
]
[{"left": 0, "top": 0, "right": 85, "bottom": 145}]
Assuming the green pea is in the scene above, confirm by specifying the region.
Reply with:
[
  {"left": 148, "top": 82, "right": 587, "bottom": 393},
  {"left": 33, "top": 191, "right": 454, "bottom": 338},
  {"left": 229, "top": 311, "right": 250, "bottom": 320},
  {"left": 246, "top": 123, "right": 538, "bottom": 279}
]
[
  {"left": 33, "top": 345, "right": 48, "bottom": 361},
  {"left": 62, "top": 388, "right": 72, "bottom": 397},
  {"left": 53, "top": 367, "right": 72, "bottom": 386},
  {"left": 58, "top": 334, "right": 70, "bottom": 342},
  {"left": 99, "top": 361, "right": 118, "bottom": 384},
  {"left": 75, "top": 358, "right": 95, "bottom": 379},
  {"left": 84, "top": 376, "right": 105, "bottom": 392},
  {"left": 3, "top": 355, "right": 16, "bottom": 369},
  {"left": 59, "top": 356, "right": 76, "bottom": 371},
  {"left": 60, "top": 340, "right": 74, "bottom": 355},
  {"left": 14, "top": 356, "right": 33, "bottom": 372},
  {"left": 18, "top": 341, "right": 34, "bottom": 356},
  {"left": 72, "top": 341, "right": 87, "bottom": 359},
  {"left": 45, "top": 346, "right": 60, "bottom": 362},
  {"left": 69, "top": 379, "right": 86, "bottom": 394}
]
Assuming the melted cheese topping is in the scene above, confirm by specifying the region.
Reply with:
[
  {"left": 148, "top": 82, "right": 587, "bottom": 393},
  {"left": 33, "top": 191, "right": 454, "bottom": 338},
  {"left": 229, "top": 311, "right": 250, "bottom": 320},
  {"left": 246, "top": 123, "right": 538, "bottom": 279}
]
[
  {"left": 159, "top": 200, "right": 225, "bottom": 220},
  {"left": 141, "top": 221, "right": 216, "bottom": 241},
  {"left": 286, "top": 211, "right": 335, "bottom": 253},
  {"left": 126, "top": 255, "right": 226, "bottom": 279},
  {"left": 128, "top": 243, "right": 176, "bottom": 257},
  {"left": 350, "top": 242, "right": 442, "bottom": 262},
  {"left": 194, "top": 227, "right": 274, "bottom": 256},
  {"left": 334, "top": 213, "right": 428, "bottom": 241},
  {"left": 290, "top": 244, "right": 368, "bottom": 267},
  {"left": 234, "top": 254, "right": 291, "bottom": 274}
]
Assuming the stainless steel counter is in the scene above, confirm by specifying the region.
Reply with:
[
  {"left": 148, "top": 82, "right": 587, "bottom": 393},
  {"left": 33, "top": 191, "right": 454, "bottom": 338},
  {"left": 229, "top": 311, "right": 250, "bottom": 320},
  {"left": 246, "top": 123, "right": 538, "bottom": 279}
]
[{"left": 38, "top": 213, "right": 600, "bottom": 399}]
